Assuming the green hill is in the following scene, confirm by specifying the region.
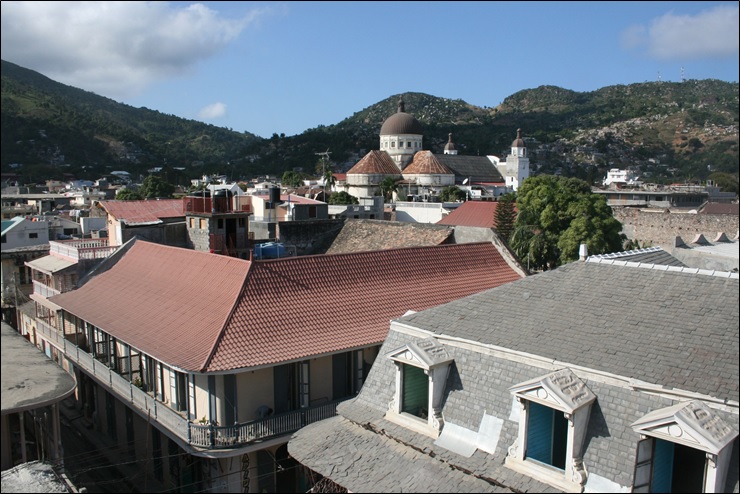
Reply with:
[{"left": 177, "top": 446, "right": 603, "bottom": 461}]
[{"left": 2, "top": 59, "right": 737, "bottom": 186}]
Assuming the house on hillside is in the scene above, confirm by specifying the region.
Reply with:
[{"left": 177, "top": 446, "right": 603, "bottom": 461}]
[
  {"left": 19, "top": 238, "right": 526, "bottom": 493},
  {"left": 290, "top": 256, "right": 739, "bottom": 493}
]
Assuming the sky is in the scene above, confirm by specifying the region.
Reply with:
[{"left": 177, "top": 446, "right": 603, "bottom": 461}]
[{"left": 1, "top": 1, "right": 738, "bottom": 139}]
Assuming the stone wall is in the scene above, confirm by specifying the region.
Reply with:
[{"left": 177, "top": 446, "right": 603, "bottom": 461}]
[
  {"left": 278, "top": 219, "right": 346, "bottom": 255},
  {"left": 613, "top": 207, "right": 739, "bottom": 248}
]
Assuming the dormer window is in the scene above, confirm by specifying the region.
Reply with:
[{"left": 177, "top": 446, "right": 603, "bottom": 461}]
[
  {"left": 385, "top": 337, "right": 453, "bottom": 438},
  {"left": 505, "top": 368, "right": 596, "bottom": 491},
  {"left": 631, "top": 400, "right": 737, "bottom": 493}
]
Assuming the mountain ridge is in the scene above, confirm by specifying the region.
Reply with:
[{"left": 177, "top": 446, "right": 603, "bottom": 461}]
[{"left": 2, "top": 59, "right": 737, "bottom": 185}]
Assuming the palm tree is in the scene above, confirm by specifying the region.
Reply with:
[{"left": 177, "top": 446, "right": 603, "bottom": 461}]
[
  {"left": 323, "top": 168, "right": 337, "bottom": 194},
  {"left": 379, "top": 176, "right": 398, "bottom": 202}
]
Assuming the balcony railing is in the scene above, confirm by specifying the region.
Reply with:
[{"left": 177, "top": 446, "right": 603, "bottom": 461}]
[
  {"left": 33, "top": 280, "right": 61, "bottom": 298},
  {"left": 50, "top": 239, "right": 118, "bottom": 261},
  {"left": 33, "top": 318, "right": 348, "bottom": 450}
]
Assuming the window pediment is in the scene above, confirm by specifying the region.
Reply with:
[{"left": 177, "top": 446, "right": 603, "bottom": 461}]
[
  {"left": 631, "top": 400, "right": 737, "bottom": 455},
  {"left": 388, "top": 337, "right": 452, "bottom": 370},
  {"left": 509, "top": 368, "right": 596, "bottom": 413}
]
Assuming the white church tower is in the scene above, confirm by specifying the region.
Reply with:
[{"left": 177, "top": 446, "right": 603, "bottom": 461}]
[
  {"left": 443, "top": 133, "right": 458, "bottom": 155},
  {"left": 501, "top": 128, "right": 530, "bottom": 191}
]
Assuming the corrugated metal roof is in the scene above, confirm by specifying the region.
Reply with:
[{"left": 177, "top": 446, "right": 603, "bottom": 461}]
[
  {"left": 99, "top": 199, "right": 184, "bottom": 225},
  {"left": 437, "top": 201, "right": 501, "bottom": 228}
]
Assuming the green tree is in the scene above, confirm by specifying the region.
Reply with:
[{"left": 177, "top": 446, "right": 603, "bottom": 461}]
[
  {"left": 115, "top": 188, "right": 143, "bottom": 200},
  {"left": 329, "top": 191, "right": 359, "bottom": 205},
  {"left": 708, "top": 172, "right": 739, "bottom": 194},
  {"left": 510, "top": 175, "right": 624, "bottom": 270},
  {"left": 493, "top": 193, "right": 517, "bottom": 243},
  {"left": 323, "top": 169, "right": 337, "bottom": 193},
  {"left": 140, "top": 175, "right": 175, "bottom": 199},
  {"left": 378, "top": 176, "right": 399, "bottom": 202},
  {"left": 281, "top": 170, "right": 304, "bottom": 188},
  {"left": 439, "top": 186, "right": 466, "bottom": 202}
]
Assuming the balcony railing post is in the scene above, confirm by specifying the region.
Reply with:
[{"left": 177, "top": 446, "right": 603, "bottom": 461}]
[
  {"left": 187, "top": 421, "right": 192, "bottom": 445},
  {"left": 209, "top": 423, "right": 215, "bottom": 449}
]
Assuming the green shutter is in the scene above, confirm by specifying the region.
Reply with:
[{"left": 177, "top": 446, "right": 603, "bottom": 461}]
[{"left": 402, "top": 365, "right": 428, "bottom": 418}]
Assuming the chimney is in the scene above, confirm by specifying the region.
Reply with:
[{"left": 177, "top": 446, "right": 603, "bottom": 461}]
[{"left": 579, "top": 244, "right": 589, "bottom": 261}]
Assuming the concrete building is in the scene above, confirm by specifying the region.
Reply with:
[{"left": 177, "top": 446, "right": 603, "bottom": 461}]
[{"left": 1, "top": 217, "right": 49, "bottom": 250}]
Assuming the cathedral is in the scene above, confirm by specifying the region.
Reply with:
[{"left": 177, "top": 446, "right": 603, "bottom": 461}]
[{"left": 344, "top": 96, "right": 530, "bottom": 200}]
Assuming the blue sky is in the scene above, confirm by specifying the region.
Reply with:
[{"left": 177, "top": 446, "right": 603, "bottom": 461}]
[{"left": 1, "top": 1, "right": 738, "bottom": 139}]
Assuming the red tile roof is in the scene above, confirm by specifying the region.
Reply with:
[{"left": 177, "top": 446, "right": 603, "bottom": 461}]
[
  {"left": 347, "top": 150, "right": 401, "bottom": 175},
  {"left": 205, "top": 242, "right": 523, "bottom": 371},
  {"left": 437, "top": 201, "right": 507, "bottom": 228},
  {"left": 99, "top": 199, "right": 184, "bottom": 225},
  {"left": 403, "top": 151, "right": 454, "bottom": 175},
  {"left": 50, "top": 241, "right": 524, "bottom": 373},
  {"left": 50, "top": 241, "right": 250, "bottom": 371}
]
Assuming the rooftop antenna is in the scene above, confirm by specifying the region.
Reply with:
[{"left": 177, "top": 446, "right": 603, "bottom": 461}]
[{"left": 315, "top": 149, "right": 332, "bottom": 199}]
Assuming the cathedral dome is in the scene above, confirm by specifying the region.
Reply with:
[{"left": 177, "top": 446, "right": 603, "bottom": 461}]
[{"left": 380, "top": 98, "right": 423, "bottom": 136}]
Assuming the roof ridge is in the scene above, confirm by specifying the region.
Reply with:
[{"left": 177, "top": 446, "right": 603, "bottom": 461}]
[
  {"left": 588, "top": 246, "right": 663, "bottom": 259},
  {"left": 585, "top": 257, "right": 739, "bottom": 279},
  {"left": 199, "top": 260, "right": 254, "bottom": 372}
]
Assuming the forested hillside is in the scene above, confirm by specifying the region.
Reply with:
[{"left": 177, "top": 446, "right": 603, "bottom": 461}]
[{"left": 2, "top": 59, "right": 737, "bottom": 186}]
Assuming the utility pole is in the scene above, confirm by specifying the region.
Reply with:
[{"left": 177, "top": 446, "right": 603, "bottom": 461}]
[{"left": 315, "top": 149, "right": 332, "bottom": 200}]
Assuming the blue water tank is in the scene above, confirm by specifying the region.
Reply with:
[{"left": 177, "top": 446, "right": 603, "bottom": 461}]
[{"left": 254, "top": 242, "right": 286, "bottom": 259}]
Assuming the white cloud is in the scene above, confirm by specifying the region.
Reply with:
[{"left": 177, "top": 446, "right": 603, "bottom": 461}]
[
  {"left": 623, "top": 5, "right": 739, "bottom": 60},
  {"left": 0, "top": 1, "right": 267, "bottom": 99},
  {"left": 198, "top": 102, "right": 227, "bottom": 120}
]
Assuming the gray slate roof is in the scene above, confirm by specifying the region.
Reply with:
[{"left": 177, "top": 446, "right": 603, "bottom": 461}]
[
  {"left": 399, "top": 260, "right": 739, "bottom": 402},
  {"left": 434, "top": 154, "right": 504, "bottom": 183},
  {"left": 289, "top": 260, "right": 739, "bottom": 493},
  {"left": 587, "top": 246, "right": 687, "bottom": 267}
]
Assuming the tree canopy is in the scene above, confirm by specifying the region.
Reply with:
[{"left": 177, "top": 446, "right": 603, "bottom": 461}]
[
  {"left": 328, "top": 191, "right": 359, "bottom": 205},
  {"left": 378, "top": 177, "right": 398, "bottom": 202},
  {"left": 509, "top": 175, "right": 624, "bottom": 270},
  {"left": 140, "top": 175, "right": 175, "bottom": 199},
  {"left": 115, "top": 188, "right": 143, "bottom": 201},
  {"left": 439, "top": 186, "right": 466, "bottom": 202},
  {"left": 493, "top": 193, "right": 517, "bottom": 243},
  {"left": 281, "top": 170, "right": 305, "bottom": 188}
]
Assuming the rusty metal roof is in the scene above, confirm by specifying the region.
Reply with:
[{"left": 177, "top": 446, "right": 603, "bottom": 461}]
[{"left": 99, "top": 199, "right": 184, "bottom": 225}]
